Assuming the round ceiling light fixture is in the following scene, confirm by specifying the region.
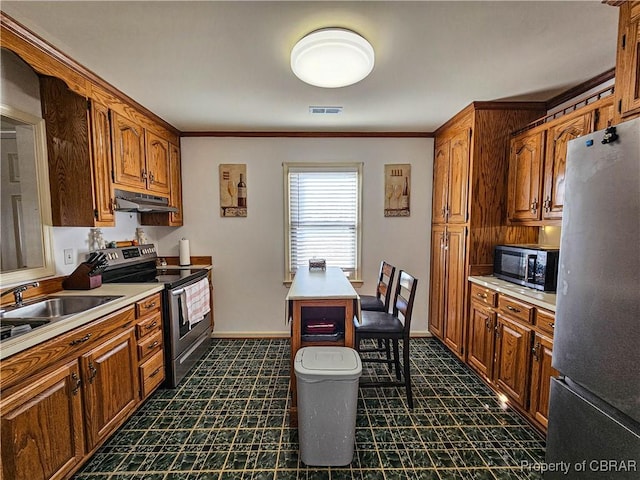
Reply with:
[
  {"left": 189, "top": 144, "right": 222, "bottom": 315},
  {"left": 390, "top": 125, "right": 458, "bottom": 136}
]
[{"left": 291, "top": 28, "right": 375, "bottom": 88}]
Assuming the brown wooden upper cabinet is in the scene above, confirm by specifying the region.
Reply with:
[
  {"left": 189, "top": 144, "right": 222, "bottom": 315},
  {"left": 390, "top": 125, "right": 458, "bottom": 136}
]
[
  {"left": 432, "top": 129, "right": 470, "bottom": 224},
  {"left": 111, "top": 112, "right": 171, "bottom": 196},
  {"left": 40, "top": 76, "right": 115, "bottom": 227},
  {"left": 507, "top": 97, "right": 612, "bottom": 225},
  {"left": 615, "top": 1, "right": 640, "bottom": 121}
]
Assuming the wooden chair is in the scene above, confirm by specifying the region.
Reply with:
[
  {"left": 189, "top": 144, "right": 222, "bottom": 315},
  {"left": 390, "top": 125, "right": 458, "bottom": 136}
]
[
  {"left": 359, "top": 261, "right": 396, "bottom": 312},
  {"left": 355, "top": 270, "right": 418, "bottom": 409}
]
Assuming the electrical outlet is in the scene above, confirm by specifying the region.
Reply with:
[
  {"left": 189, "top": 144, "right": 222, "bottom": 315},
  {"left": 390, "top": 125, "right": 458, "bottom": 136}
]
[{"left": 64, "top": 249, "right": 74, "bottom": 265}]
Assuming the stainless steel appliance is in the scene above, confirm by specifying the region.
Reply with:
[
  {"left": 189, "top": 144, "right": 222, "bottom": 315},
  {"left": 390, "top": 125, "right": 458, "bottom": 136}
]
[
  {"left": 98, "top": 244, "right": 211, "bottom": 387},
  {"left": 493, "top": 244, "right": 559, "bottom": 291},
  {"left": 545, "top": 119, "right": 640, "bottom": 478}
]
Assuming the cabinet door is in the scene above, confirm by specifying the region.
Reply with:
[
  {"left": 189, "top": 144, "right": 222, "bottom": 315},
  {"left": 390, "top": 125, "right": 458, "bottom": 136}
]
[
  {"left": 145, "top": 131, "right": 171, "bottom": 195},
  {"left": 443, "top": 225, "right": 467, "bottom": 358},
  {"left": 432, "top": 141, "right": 450, "bottom": 224},
  {"left": 82, "top": 328, "right": 139, "bottom": 449},
  {"left": 494, "top": 314, "right": 532, "bottom": 408},
  {"left": 616, "top": 2, "right": 640, "bottom": 119},
  {"left": 169, "top": 142, "right": 183, "bottom": 226},
  {"left": 1, "top": 361, "right": 84, "bottom": 480},
  {"left": 40, "top": 75, "right": 96, "bottom": 226},
  {"left": 446, "top": 129, "right": 470, "bottom": 223},
  {"left": 507, "top": 130, "right": 545, "bottom": 222},
  {"left": 90, "top": 100, "right": 115, "bottom": 225},
  {"left": 542, "top": 112, "right": 592, "bottom": 221},
  {"left": 529, "top": 334, "right": 558, "bottom": 429},
  {"left": 467, "top": 301, "right": 496, "bottom": 379},
  {"left": 428, "top": 225, "right": 446, "bottom": 340},
  {"left": 111, "top": 112, "right": 146, "bottom": 190}
]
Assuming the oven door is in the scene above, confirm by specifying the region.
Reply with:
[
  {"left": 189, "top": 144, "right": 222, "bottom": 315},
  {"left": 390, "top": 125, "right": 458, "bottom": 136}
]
[
  {"left": 493, "top": 246, "right": 537, "bottom": 288},
  {"left": 166, "top": 285, "right": 211, "bottom": 362}
]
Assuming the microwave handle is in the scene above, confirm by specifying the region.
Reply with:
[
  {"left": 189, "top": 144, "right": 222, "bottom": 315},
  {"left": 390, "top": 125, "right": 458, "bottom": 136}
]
[{"left": 525, "top": 255, "right": 537, "bottom": 282}]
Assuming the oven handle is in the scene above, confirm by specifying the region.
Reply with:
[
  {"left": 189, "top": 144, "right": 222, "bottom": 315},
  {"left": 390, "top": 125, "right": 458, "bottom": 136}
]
[{"left": 171, "top": 288, "right": 185, "bottom": 296}]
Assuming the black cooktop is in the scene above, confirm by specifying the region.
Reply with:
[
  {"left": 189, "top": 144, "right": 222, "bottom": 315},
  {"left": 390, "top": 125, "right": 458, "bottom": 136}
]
[{"left": 101, "top": 263, "right": 207, "bottom": 288}]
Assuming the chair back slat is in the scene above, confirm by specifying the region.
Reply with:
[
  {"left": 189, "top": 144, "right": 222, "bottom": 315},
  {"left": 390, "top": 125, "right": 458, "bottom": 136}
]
[
  {"left": 376, "top": 261, "right": 396, "bottom": 309},
  {"left": 392, "top": 271, "right": 418, "bottom": 332}
]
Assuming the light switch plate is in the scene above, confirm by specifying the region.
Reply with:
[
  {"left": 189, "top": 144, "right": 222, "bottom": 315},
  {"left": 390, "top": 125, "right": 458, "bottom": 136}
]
[{"left": 64, "top": 249, "right": 74, "bottom": 265}]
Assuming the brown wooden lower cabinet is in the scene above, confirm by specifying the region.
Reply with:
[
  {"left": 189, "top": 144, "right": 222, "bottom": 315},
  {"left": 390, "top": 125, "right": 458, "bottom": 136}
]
[
  {"left": 81, "top": 327, "right": 139, "bottom": 450},
  {"left": 0, "top": 292, "right": 165, "bottom": 480},
  {"left": 529, "top": 333, "right": 558, "bottom": 429},
  {"left": 0, "top": 360, "right": 85, "bottom": 480},
  {"left": 465, "top": 281, "right": 557, "bottom": 432}
]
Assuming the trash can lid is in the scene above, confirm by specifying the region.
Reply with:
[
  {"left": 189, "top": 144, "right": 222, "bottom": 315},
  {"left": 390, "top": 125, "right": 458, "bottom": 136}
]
[{"left": 294, "top": 346, "right": 362, "bottom": 378}]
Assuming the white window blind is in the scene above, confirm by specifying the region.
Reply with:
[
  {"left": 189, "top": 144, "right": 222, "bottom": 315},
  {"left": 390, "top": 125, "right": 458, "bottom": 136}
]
[{"left": 285, "top": 164, "right": 361, "bottom": 279}]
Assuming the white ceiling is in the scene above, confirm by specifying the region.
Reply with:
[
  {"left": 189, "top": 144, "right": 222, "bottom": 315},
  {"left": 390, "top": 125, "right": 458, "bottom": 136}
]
[{"left": 1, "top": 1, "right": 619, "bottom": 133}]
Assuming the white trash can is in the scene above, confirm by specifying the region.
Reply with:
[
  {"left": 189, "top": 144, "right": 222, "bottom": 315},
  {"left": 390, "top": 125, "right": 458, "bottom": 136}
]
[{"left": 294, "top": 346, "right": 362, "bottom": 466}]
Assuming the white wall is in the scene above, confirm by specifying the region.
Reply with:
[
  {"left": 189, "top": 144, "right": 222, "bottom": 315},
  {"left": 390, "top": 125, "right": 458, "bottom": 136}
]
[{"left": 147, "top": 137, "right": 434, "bottom": 336}]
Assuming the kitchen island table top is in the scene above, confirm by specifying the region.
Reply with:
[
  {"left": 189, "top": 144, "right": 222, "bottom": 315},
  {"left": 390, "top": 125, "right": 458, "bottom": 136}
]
[{"left": 286, "top": 266, "right": 359, "bottom": 301}]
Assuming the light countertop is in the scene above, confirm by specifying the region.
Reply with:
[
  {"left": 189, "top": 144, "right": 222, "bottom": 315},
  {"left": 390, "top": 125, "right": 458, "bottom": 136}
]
[
  {"left": 1, "top": 283, "right": 164, "bottom": 360},
  {"left": 286, "top": 267, "right": 359, "bottom": 300},
  {"left": 469, "top": 275, "right": 557, "bottom": 312}
]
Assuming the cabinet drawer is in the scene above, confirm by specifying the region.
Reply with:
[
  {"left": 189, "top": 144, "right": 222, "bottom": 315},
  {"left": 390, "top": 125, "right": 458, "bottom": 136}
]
[
  {"left": 140, "top": 350, "right": 164, "bottom": 398},
  {"left": 136, "top": 311, "right": 162, "bottom": 339},
  {"left": 498, "top": 295, "right": 534, "bottom": 324},
  {"left": 536, "top": 309, "right": 555, "bottom": 335},
  {"left": 137, "top": 329, "right": 163, "bottom": 362},
  {"left": 136, "top": 293, "right": 161, "bottom": 318},
  {"left": 470, "top": 284, "right": 497, "bottom": 307}
]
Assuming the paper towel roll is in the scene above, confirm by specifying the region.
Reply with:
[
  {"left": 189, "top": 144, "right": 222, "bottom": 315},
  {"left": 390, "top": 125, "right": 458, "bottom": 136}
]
[{"left": 179, "top": 238, "right": 191, "bottom": 266}]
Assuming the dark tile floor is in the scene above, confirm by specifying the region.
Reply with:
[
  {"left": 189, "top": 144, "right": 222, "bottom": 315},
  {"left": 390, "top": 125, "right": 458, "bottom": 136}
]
[{"left": 73, "top": 338, "right": 545, "bottom": 480}]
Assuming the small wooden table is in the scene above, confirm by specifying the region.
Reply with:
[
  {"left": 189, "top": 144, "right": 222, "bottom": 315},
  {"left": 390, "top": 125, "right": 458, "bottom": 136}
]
[{"left": 286, "top": 267, "right": 360, "bottom": 424}]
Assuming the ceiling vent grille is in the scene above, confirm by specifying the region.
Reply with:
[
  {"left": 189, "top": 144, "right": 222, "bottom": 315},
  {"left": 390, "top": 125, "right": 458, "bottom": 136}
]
[{"left": 309, "top": 106, "right": 343, "bottom": 115}]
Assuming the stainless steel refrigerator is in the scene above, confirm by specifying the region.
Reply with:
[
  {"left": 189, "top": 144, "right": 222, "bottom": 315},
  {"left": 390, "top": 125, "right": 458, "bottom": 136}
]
[{"left": 545, "top": 117, "right": 640, "bottom": 478}]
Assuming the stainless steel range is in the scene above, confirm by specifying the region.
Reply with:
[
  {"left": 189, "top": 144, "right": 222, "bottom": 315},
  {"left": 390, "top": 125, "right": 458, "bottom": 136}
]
[{"left": 96, "top": 244, "right": 211, "bottom": 387}]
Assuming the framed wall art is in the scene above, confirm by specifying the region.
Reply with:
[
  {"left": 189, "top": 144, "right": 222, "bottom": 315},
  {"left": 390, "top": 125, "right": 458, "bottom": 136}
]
[
  {"left": 219, "top": 164, "right": 247, "bottom": 217},
  {"left": 384, "top": 164, "right": 411, "bottom": 217}
]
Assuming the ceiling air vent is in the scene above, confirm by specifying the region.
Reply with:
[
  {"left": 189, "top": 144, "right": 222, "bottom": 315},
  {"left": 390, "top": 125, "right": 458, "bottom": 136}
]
[{"left": 309, "top": 106, "right": 343, "bottom": 115}]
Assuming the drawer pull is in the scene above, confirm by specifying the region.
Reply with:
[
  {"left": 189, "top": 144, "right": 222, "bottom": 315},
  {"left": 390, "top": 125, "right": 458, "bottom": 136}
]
[
  {"left": 146, "top": 321, "right": 158, "bottom": 330},
  {"left": 144, "top": 302, "right": 157, "bottom": 310},
  {"left": 549, "top": 322, "right": 555, "bottom": 328},
  {"left": 149, "top": 368, "right": 161, "bottom": 378},
  {"left": 477, "top": 293, "right": 488, "bottom": 299},
  {"left": 148, "top": 341, "right": 159, "bottom": 349},
  {"left": 70, "top": 334, "right": 91, "bottom": 346},
  {"left": 506, "top": 305, "right": 521, "bottom": 313}
]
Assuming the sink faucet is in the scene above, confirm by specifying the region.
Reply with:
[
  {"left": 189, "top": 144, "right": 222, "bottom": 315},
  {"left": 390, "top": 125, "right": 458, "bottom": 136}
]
[{"left": 1, "top": 281, "right": 40, "bottom": 307}]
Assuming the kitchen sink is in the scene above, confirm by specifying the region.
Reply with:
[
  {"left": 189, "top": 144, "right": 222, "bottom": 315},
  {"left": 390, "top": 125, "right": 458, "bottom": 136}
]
[{"left": 0, "top": 295, "right": 123, "bottom": 320}]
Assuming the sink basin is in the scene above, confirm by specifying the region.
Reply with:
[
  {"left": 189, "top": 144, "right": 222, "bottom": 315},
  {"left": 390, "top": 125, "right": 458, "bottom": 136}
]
[{"left": 1, "top": 295, "right": 123, "bottom": 320}]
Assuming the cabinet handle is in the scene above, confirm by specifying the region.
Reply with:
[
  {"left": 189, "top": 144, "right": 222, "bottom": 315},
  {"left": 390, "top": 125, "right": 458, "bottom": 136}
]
[
  {"left": 495, "top": 324, "right": 501, "bottom": 338},
  {"left": 530, "top": 199, "right": 538, "bottom": 214},
  {"left": 477, "top": 293, "right": 488, "bottom": 299},
  {"left": 548, "top": 322, "right": 555, "bottom": 328},
  {"left": 146, "top": 321, "right": 158, "bottom": 330},
  {"left": 148, "top": 341, "right": 159, "bottom": 349},
  {"left": 149, "top": 172, "right": 155, "bottom": 183},
  {"left": 543, "top": 196, "right": 551, "bottom": 212},
  {"left": 506, "top": 305, "right": 521, "bottom": 313},
  {"left": 532, "top": 342, "right": 541, "bottom": 361},
  {"left": 70, "top": 334, "right": 91, "bottom": 346},
  {"left": 88, "top": 361, "right": 98, "bottom": 384},
  {"left": 145, "top": 302, "right": 157, "bottom": 310},
  {"left": 485, "top": 318, "right": 491, "bottom": 330},
  {"left": 71, "top": 372, "right": 81, "bottom": 395},
  {"left": 141, "top": 169, "right": 148, "bottom": 180},
  {"left": 150, "top": 368, "right": 161, "bottom": 378}
]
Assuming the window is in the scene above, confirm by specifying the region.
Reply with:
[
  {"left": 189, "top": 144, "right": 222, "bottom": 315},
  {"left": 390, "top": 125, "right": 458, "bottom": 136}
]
[{"left": 284, "top": 163, "right": 362, "bottom": 281}]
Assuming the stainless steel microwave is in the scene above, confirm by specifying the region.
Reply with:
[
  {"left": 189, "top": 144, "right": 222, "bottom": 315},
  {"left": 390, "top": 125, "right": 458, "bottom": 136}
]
[{"left": 493, "top": 244, "right": 560, "bottom": 292}]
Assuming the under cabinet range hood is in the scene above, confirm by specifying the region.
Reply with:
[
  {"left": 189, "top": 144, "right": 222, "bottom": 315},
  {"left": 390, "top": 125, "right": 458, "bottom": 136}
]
[{"left": 113, "top": 189, "right": 178, "bottom": 213}]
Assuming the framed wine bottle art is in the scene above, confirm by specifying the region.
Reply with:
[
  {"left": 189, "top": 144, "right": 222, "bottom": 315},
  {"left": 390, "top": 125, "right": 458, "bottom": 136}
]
[
  {"left": 219, "top": 163, "right": 247, "bottom": 217},
  {"left": 384, "top": 164, "right": 411, "bottom": 217}
]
